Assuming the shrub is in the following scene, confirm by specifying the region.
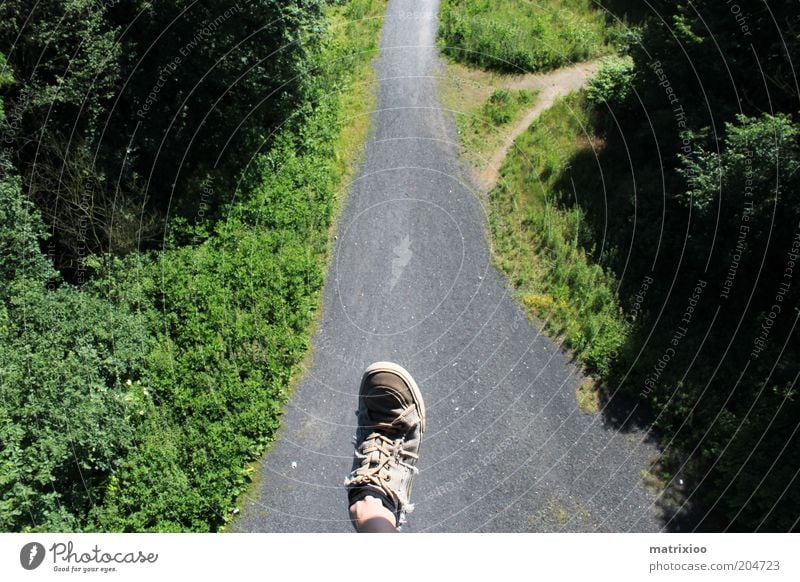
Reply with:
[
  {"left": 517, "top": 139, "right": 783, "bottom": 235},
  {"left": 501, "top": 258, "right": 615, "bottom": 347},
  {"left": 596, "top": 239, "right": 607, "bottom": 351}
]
[
  {"left": 0, "top": 264, "right": 155, "bottom": 532},
  {"left": 677, "top": 113, "right": 800, "bottom": 219},
  {"left": 586, "top": 55, "right": 634, "bottom": 108},
  {"left": 0, "top": 1, "right": 327, "bottom": 271},
  {"left": 94, "top": 228, "right": 313, "bottom": 530},
  {"left": 0, "top": 163, "right": 54, "bottom": 294}
]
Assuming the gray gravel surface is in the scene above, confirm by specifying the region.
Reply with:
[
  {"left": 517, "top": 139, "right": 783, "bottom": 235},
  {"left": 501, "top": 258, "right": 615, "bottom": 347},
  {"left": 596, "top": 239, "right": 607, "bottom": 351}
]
[{"left": 234, "top": 0, "right": 664, "bottom": 533}]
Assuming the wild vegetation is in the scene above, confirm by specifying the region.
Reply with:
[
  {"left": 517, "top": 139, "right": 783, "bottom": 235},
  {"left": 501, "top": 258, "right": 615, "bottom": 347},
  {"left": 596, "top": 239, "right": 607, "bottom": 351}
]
[
  {"left": 456, "top": 88, "right": 536, "bottom": 158},
  {"left": 443, "top": 0, "right": 800, "bottom": 530},
  {"left": 438, "top": 0, "right": 620, "bottom": 73},
  {"left": 0, "top": 0, "right": 385, "bottom": 532},
  {"left": 490, "top": 91, "right": 628, "bottom": 376}
]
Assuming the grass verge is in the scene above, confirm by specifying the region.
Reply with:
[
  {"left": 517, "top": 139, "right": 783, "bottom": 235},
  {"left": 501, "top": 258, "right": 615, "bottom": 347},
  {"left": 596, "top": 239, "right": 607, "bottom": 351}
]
[
  {"left": 458, "top": 87, "right": 536, "bottom": 162},
  {"left": 489, "top": 91, "right": 628, "bottom": 377},
  {"left": 438, "top": 58, "right": 543, "bottom": 176},
  {"left": 576, "top": 379, "right": 601, "bottom": 414},
  {"left": 226, "top": 0, "right": 385, "bottom": 525}
]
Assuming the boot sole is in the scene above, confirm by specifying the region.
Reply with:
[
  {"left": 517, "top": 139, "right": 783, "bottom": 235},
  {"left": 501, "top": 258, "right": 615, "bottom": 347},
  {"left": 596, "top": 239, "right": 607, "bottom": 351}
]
[{"left": 363, "top": 361, "right": 426, "bottom": 434}]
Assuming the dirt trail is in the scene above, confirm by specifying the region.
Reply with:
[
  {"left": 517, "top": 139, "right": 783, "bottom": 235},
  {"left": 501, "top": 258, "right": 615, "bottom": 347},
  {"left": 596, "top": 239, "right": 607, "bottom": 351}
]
[{"left": 479, "top": 60, "right": 601, "bottom": 190}]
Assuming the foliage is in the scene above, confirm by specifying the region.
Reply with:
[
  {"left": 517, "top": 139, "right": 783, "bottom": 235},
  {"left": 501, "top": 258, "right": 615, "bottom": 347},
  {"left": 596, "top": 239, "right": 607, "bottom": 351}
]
[
  {"left": 0, "top": 111, "right": 153, "bottom": 532},
  {"left": 487, "top": 0, "right": 800, "bottom": 530},
  {"left": 0, "top": 1, "right": 326, "bottom": 273},
  {"left": 0, "top": 165, "right": 54, "bottom": 294},
  {"left": 678, "top": 114, "right": 800, "bottom": 218},
  {"left": 0, "top": 0, "right": 122, "bottom": 138},
  {"left": 0, "top": 161, "right": 154, "bottom": 531},
  {"left": 586, "top": 55, "right": 634, "bottom": 108},
  {"left": 95, "top": 229, "right": 313, "bottom": 530},
  {"left": 0, "top": 269, "right": 155, "bottom": 532},
  {"left": 94, "top": 118, "right": 343, "bottom": 529},
  {"left": 109, "top": 0, "right": 326, "bottom": 205},
  {"left": 0, "top": 52, "right": 12, "bottom": 118},
  {"left": 438, "top": 0, "right": 616, "bottom": 72},
  {"left": 0, "top": 0, "right": 385, "bottom": 532},
  {"left": 485, "top": 89, "right": 533, "bottom": 125}
]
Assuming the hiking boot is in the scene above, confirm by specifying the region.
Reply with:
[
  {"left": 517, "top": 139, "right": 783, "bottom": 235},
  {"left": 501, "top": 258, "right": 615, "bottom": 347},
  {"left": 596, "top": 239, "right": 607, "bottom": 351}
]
[{"left": 344, "top": 361, "right": 426, "bottom": 528}]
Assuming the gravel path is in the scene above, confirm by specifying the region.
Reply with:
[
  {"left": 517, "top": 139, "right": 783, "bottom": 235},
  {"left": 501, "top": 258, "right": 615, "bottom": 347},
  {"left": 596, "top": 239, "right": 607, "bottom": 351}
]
[{"left": 234, "top": 0, "right": 664, "bottom": 533}]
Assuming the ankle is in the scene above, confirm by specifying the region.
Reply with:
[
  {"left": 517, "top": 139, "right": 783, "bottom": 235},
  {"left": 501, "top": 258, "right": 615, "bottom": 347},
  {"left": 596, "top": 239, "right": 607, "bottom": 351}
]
[{"left": 349, "top": 495, "right": 397, "bottom": 532}]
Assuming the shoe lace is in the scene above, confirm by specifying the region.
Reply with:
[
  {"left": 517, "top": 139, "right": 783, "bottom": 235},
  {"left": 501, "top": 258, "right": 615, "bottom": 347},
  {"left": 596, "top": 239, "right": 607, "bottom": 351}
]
[{"left": 346, "top": 432, "right": 419, "bottom": 498}]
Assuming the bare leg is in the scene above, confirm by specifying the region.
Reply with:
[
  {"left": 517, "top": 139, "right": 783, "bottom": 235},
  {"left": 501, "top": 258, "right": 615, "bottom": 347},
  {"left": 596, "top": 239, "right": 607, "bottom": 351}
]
[{"left": 349, "top": 495, "right": 397, "bottom": 533}]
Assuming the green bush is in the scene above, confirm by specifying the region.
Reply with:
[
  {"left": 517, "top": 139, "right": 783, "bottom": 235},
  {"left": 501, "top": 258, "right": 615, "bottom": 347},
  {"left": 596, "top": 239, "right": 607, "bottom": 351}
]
[
  {"left": 0, "top": 168, "right": 155, "bottom": 531},
  {"left": 94, "top": 226, "right": 316, "bottom": 530},
  {"left": 586, "top": 55, "right": 634, "bottom": 108},
  {"left": 486, "top": 89, "right": 514, "bottom": 124},
  {"left": 0, "top": 166, "right": 53, "bottom": 295},
  {"left": 481, "top": 89, "right": 533, "bottom": 126},
  {"left": 678, "top": 113, "right": 800, "bottom": 218},
  {"left": 0, "top": 1, "right": 327, "bottom": 271},
  {"left": 0, "top": 274, "right": 154, "bottom": 532}
]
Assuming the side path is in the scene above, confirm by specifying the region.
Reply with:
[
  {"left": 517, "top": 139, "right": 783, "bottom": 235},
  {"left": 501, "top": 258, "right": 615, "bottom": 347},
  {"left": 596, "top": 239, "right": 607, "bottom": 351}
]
[
  {"left": 479, "top": 60, "right": 602, "bottom": 189},
  {"left": 234, "top": 0, "right": 664, "bottom": 532}
]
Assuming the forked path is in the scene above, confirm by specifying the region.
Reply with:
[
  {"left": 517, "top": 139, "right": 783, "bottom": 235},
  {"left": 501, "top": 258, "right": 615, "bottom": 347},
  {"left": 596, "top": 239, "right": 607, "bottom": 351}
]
[
  {"left": 235, "top": 0, "right": 663, "bottom": 532},
  {"left": 480, "top": 60, "right": 601, "bottom": 189}
]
